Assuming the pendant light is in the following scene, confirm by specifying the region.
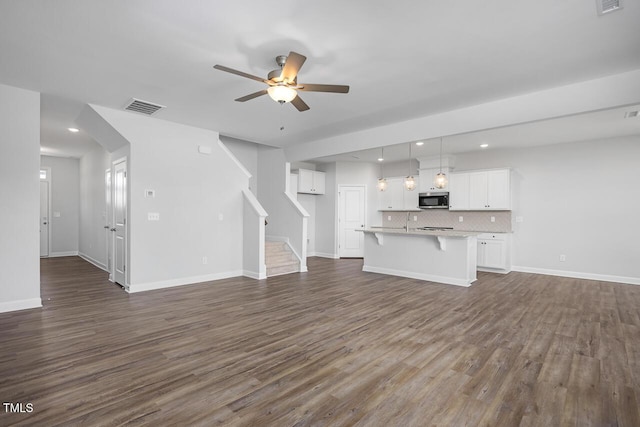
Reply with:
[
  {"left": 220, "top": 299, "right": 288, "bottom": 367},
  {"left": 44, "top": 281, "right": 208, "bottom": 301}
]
[
  {"left": 377, "top": 147, "right": 387, "bottom": 191},
  {"left": 404, "top": 143, "right": 416, "bottom": 191},
  {"left": 434, "top": 137, "right": 448, "bottom": 189}
]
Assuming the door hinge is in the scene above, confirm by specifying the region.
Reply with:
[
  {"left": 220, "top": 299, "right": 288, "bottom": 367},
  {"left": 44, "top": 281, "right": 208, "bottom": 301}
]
[{"left": 124, "top": 265, "right": 126, "bottom": 272}]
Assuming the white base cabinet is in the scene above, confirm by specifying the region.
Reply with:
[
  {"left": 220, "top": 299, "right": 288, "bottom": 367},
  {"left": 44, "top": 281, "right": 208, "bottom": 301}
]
[{"left": 477, "top": 233, "right": 511, "bottom": 273}]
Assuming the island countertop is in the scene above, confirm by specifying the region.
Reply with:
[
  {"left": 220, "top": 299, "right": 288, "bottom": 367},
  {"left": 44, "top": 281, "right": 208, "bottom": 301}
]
[{"left": 363, "top": 227, "right": 482, "bottom": 238}]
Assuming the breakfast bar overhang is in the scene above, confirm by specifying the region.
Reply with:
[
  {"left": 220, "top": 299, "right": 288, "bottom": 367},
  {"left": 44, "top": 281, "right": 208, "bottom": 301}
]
[{"left": 361, "top": 228, "right": 480, "bottom": 287}]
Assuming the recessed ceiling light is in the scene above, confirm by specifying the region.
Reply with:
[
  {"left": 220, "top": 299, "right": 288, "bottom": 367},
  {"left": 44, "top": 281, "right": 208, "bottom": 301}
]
[
  {"left": 68, "top": 127, "right": 79, "bottom": 133},
  {"left": 377, "top": 157, "right": 384, "bottom": 162},
  {"left": 625, "top": 111, "right": 639, "bottom": 118},
  {"left": 415, "top": 141, "right": 424, "bottom": 146},
  {"left": 480, "top": 143, "right": 489, "bottom": 148}
]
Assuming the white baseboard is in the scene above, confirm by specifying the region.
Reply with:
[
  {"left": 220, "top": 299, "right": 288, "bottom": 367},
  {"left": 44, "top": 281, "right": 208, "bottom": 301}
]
[
  {"left": 126, "top": 270, "right": 244, "bottom": 293},
  {"left": 243, "top": 269, "right": 267, "bottom": 280},
  {"left": 363, "top": 265, "right": 474, "bottom": 287},
  {"left": 78, "top": 252, "right": 108, "bottom": 272},
  {"left": 48, "top": 251, "right": 79, "bottom": 258},
  {"left": 0, "top": 298, "right": 42, "bottom": 313},
  {"left": 310, "top": 252, "right": 339, "bottom": 259},
  {"left": 511, "top": 265, "right": 640, "bottom": 286}
]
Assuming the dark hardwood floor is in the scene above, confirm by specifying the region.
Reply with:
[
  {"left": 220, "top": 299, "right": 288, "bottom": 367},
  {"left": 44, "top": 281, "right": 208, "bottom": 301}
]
[{"left": 1, "top": 256, "right": 639, "bottom": 426}]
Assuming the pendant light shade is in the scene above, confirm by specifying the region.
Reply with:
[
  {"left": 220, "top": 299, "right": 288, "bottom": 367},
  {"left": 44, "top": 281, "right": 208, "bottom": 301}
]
[
  {"left": 404, "top": 143, "right": 416, "bottom": 191},
  {"left": 404, "top": 176, "right": 417, "bottom": 191},
  {"left": 434, "top": 137, "right": 448, "bottom": 189},
  {"left": 377, "top": 147, "right": 387, "bottom": 191}
]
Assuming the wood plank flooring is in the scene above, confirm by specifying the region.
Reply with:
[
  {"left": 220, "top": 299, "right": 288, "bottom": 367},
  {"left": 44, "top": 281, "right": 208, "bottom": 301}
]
[{"left": 1, "top": 256, "right": 639, "bottom": 426}]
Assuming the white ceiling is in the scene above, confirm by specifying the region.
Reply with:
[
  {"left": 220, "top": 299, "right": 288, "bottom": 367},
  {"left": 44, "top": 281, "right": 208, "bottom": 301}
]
[{"left": 1, "top": 1, "right": 639, "bottom": 159}]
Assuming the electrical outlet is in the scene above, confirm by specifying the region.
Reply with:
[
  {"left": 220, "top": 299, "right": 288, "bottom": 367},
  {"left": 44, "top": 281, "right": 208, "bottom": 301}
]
[
  {"left": 458, "top": 216, "right": 463, "bottom": 222},
  {"left": 559, "top": 254, "right": 566, "bottom": 262},
  {"left": 388, "top": 215, "right": 391, "bottom": 221},
  {"left": 491, "top": 216, "right": 495, "bottom": 223},
  {"left": 218, "top": 213, "right": 224, "bottom": 221},
  {"left": 516, "top": 216, "right": 524, "bottom": 223},
  {"left": 413, "top": 215, "right": 418, "bottom": 221},
  {"left": 202, "top": 256, "right": 208, "bottom": 265}
]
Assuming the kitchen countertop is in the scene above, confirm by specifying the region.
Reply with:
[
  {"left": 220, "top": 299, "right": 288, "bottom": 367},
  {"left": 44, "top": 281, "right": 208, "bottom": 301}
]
[{"left": 364, "top": 227, "right": 481, "bottom": 238}]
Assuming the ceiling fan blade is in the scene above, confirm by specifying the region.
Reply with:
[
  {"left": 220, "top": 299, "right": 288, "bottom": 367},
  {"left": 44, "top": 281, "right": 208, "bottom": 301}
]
[
  {"left": 291, "top": 95, "right": 310, "bottom": 112},
  {"left": 235, "top": 90, "right": 268, "bottom": 102},
  {"left": 298, "top": 83, "right": 350, "bottom": 93},
  {"left": 213, "top": 65, "right": 267, "bottom": 84},
  {"left": 280, "top": 51, "right": 307, "bottom": 83}
]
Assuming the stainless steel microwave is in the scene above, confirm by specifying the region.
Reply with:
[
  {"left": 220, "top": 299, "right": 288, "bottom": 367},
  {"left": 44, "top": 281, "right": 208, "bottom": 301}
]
[{"left": 418, "top": 192, "right": 449, "bottom": 209}]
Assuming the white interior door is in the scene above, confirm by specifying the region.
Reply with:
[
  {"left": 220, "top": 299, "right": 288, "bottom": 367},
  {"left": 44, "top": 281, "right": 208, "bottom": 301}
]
[
  {"left": 105, "top": 169, "right": 112, "bottom": 276},
  {"left": 113, "top": 160, "right": 127, "bottom": 286},
  {"left": 39, "top": 181, "right": 49, "bottom": 257},
  {"left": 339, "top": 185, "right": 366, "bottom": 258}
]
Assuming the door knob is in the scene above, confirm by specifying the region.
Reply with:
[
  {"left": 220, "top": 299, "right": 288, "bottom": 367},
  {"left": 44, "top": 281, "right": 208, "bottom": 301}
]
[
  {"left": 43, "top": 222, "right": 47, "bottom": 225},
  {"left": 110, "top": 228, "right": 116, "bottom": 232},
  {"left": 104, "top": 225, "right": 110, "bottom": 229}
]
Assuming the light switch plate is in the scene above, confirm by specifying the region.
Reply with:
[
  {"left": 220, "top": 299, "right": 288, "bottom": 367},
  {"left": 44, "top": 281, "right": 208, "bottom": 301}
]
[
  {"left": 491, "top": 216, "right": 495, "bottom": 223},
  {"left": 148, "top": 212, "right": 160, "bottom": 221},
  {"left": 218, "top": 213, "right": 224, "bottom": 221},
  {"left": 53, "top": 212, "right": 61, "bottom": 218},
  {"left": 516, "top": 216, "right": 524, "bottom": 223}
]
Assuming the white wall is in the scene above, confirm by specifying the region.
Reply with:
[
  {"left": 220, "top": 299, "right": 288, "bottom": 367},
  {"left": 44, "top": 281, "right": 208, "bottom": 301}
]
[
  {"left": 88, "top": 105, "right": 249, "bottom": 291},
  {"left": 79, "top": 143, "right": 110, "bottom": 269},
  {"left": 314, "top": 163, "right": 337, "bottom": 258},
  {"left": 40, "top": 156, "right": 80, "bottom": 256},
  {"left": 0, "top": 84, "right": 41, "bottom": 312},
  {"left": 220, "top": 135, "right": 259, "bottom": 195},
  {"left": 454, "top": 136, "right": 640, "bottom": 283}
]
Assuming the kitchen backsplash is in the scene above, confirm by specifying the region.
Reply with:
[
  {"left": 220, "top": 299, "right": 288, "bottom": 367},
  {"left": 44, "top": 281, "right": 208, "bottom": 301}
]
[{"left": 380, "top": 210, "right": 512, "bottom": 233}]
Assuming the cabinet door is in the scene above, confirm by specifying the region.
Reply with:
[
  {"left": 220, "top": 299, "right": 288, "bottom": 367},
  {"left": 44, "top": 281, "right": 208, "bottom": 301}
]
[
  {"left": 312, "top": 171, "right": 326, "bottom": 195},
  {"left": 403, "top": 184, "right": 419, "bottom": 210},
  {"left": 378, "top": 177, "right": 403, "bottom": 210},
  {"left": 448, "top": 173, "right": 469, "bottom": 210},
  {"left": 468, "top": 171, "right": 489, "bottom": 209},
  {"left": 419, "top": 168, "right": 435, "bottom": 192},
  {"left": 486, "top": 169, "right": 510, "bottom": 209},
  {"left": 298, "top": 169, "right": 314, "bottom": 193},
  {"left": 482, "top": 240, "right": 506, "bottom": 269}
]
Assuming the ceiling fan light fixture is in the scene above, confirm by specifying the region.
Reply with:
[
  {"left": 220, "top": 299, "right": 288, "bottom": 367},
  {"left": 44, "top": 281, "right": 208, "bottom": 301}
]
[{"left": 267, "top": 85, "right": 297, "bottom": 103}]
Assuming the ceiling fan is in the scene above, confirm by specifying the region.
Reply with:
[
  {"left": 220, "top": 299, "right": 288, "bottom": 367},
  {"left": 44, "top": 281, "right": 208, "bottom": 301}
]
[{"left": 213, "top": 51, "right": 349, "bottom": 112}]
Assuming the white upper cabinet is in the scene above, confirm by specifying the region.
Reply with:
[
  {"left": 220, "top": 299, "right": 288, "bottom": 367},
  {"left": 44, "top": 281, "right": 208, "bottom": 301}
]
[
  {"left": 378, "top": 177, "right": 419, "bottom": 211},
  {"left": 448, "top": 172, "right": 470, "bottom": 210},
  {"left": 297, "top": 169, "right": 326, "bottom": 195},
  {"left": 419, "top": 168, "right": 449, "bottom": 192},
  {"left": 449, "top": 168, "right": 511, "bottom": 211}
]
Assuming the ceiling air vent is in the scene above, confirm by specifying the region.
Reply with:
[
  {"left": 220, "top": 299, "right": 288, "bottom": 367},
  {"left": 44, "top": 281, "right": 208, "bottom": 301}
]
[
  {"left": 124, "top": 98, "right": 166, "bottom": 116},
  {"left": 596, "top": 0, "right": 622, "bottom": 15},
  {"left": 624, "top": 111, "right": 639, "bottom": 118}
]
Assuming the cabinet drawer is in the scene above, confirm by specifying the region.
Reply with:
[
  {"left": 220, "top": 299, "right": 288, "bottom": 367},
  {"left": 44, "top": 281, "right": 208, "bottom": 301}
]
[{"left": 477, "top": 233, "right": 507, "bottom": 241}]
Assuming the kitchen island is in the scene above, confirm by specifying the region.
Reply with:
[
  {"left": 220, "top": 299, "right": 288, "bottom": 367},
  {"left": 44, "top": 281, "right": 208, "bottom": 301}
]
[{"left": 361, "top": 228, "right": 480, "bottom": 286}]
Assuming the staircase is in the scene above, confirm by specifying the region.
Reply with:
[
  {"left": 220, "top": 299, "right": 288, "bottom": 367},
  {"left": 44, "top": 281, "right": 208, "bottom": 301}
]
[{"left": 266, "top": 241, "right": 299, "bottom": 277}]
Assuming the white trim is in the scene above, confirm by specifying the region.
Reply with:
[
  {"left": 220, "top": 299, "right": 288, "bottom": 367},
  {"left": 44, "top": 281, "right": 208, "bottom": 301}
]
[
  {"left": 49, "top": 251, "right": 79, "bottom": 258},
  {"left": 217, "top": 139, "right": 252, "bottom": 179},
  {"left": 477, "top": 267, "right": 510, "bottom": 274},
  {"left": 310, "top": 252, "right": 340, "bottom": 259},
  {"left": 79, "top": 252, "right": 108, "bottom": 272},
  {"left": 0, "top": 298, "right": 42, "bottom": 313},
  {"left": 243, "top": 270, "right": 267, "bottom": 280},
  {"left": 511, "top": 266, "right": 640, "bottom": 286},
  {"left": 363, "top": 265, "right": 474, "bottom": 287},
  {"left": 126, "top": 270, "right": 244, "bottom": 293}
]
